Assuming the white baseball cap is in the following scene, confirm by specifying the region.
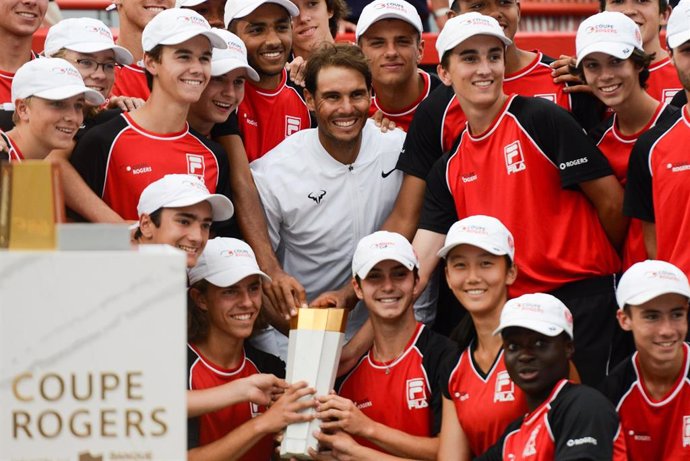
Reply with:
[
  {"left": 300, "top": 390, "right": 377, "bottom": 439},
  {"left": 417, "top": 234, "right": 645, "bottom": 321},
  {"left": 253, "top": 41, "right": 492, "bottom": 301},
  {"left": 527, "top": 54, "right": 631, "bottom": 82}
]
[
  {"left": 356, "top": 0, "right": 423, "bottom": 42},
  {"left": 352, "top": 231, "right": 419, "bottom": 279},
  {"left": 211, "top": 28, "right": 260, "bottom": 80},
  {"left": 435, "top": 12, "right": 512, "bottom": 61},
  {"left": 142, "top": 8, "right": 226, "bottom": 53},
  {"left": 667, "top": 0, "right": 690, "bottom": 49},
  {"left": 176, "top": 0, "right": 207, "bottom": 7},
  {"left": 494, "top": 293, "right": 574, "bottom": 339},
  {"left": 11, "top": 58, "right": 105, "bottom": 106},
  {"left": 224, "top": 0, "right": 299, "bottom": 28},
  {"left": 137, "top": 174, "right": 234, "bottom": 221},
  {"left": 188, "top": 237, "right": 271, "bottom": 286},
  {"left": 575, "top": 12, "right": 643, "bottom": 67},
  {"left": 438, "top": 215, "right": 515, "bottom": 260},
  {"left": 616, "top": 260, "right": 690, "bottom": 309},
  {"left": 44, "top": 18, "right": 133, "bottom": 65}
]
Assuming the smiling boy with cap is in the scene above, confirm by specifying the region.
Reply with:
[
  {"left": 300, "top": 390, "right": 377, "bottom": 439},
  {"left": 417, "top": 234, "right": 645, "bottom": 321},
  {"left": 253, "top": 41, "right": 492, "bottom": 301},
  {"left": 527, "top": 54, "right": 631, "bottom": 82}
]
[
  {"left": 311, "top": 230, "right": 455, "bottom": 460},
  {"left": 477, "top": 293, "right": 627, "bottom": 461},
  {"left": 0, "top": 58, "right": 104, "bottom": 161},
  {"left": 355, "top": 0, "right": 440, "bottom": 132},
  {"left": 135, "top": 174, "right": 233, "bottom": 268},
  {"left": 186, "top": 237, "right": 316, "bottom": 461},
  {"left": 600, "top": 259, "right": 690, "bottom": 460},
  {"left": 70, "top": 8, "right": 234, "bottom": 223},
  {"left": 225, "top": 0, "right": 312, "bottom": 163}
]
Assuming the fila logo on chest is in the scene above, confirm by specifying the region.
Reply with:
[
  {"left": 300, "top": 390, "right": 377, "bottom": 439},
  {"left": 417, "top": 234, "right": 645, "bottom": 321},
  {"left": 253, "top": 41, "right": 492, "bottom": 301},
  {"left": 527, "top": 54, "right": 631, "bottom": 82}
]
[{"left": 504, "top": 141, "right": 526, "bottom": 175}]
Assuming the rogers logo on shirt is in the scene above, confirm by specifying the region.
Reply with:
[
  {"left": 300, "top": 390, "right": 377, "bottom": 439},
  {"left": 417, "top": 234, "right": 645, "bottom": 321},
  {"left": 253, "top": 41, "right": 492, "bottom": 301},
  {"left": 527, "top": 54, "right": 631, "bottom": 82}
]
[
  {"left": 566, "top": 436, "right": 597, "bottom": 447},
  {"left": 667, "top": 162, "right": 690, "bottom": 173},
  {"left": 126, "top": 164, "right": 153, "bottom": 175}
]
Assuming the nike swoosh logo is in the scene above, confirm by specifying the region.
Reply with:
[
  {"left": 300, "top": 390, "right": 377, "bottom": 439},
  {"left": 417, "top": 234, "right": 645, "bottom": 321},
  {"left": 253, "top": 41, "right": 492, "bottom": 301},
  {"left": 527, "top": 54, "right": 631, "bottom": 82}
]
[{"left": 382, "top": 168, "right": 396, "bottom": 178}]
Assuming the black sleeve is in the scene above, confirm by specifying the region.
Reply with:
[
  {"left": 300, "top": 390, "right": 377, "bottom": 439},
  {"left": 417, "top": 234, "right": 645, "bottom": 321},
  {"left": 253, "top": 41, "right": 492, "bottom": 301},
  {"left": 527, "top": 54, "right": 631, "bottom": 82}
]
[
  {"left": 570, "top": 92, "right": 607, "bottom": 133},
  {"left": 77, "top": 109, "right": 123, "bottom": 141},
  {"left": 624, "top": 127, "right": 659, "bottom": 222},
  {"left": 474, "top": 418, "right": 521, "bottom": 461},
  {"left": 587, "top": 116, "right": 614, "bottom": 145},
  {"left": 0, "top": 110, "right": 13, "bottom": 131},
  {"left": 210, "top": 112, "right": 240, "bottom": 138},
  {"left": 245, "top": 344, "right": 286, "bottom": 379},
  {"left": 670, "top": 90, "right": 687, "bottom": 109},
  {"left": 70, "top": 121, "right": 115, "bottom": 197},
  {"left": 396, "top": 85, "right": 456, "bottom": 180},
  {"left": 510, "top": 96, "right": 613, "bottom": 189},
  {"left": 440, "top": 350, "right": 462, "bottom": 400},
  {"left": 597, "top": 355, "right": 635, "bottom": 407},
  {"left": 192, "top": 129, "right": 241, "bottom": 239},
  {"left": 418, "top": 152, "right": 458, "bottom": 234},
  {"left": 420, "top": 329, "right": 458, "bottom": 435},
  {"left": 187, "top": 346, "right": 201, "bottom": 449},
  {"left": 549, "top": 384, "right": 620, "bottom": 461}
]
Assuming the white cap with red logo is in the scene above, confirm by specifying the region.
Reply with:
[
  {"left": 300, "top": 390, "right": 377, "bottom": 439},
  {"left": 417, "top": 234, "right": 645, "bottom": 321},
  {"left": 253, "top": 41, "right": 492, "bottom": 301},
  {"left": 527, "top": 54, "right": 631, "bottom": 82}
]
[
  {"left": 210, "top": 28, "right": 260, "bottom": 80},
  {"left": 142, "top": 8, "right": 226, "bottom": 53},
  {"left": 438, "top": 215, "right": 515, "bottom": 260},
  {"left": 11, "top": 58, "right": 105, "bottom": 106},
  {"left": 188, "top": 237, "right": 271, "bottom": 286},
  {"left": 352, "top": 231, "right": 419, "bottom": 279},
  {"left": 44, "top": 17, "right": 133, "bottom": 65},
  {"left": 356, "top": 0, "right": 423, "bottom": 41},
  {"left": 616, "top": 260, "right": 690, "bottom": 309},
  {"left": 435, "top": 12, "right": 512, "bottom": 61},
  {"left": 224, "top": 0, "right": 299, "bottom": 28},
  {"left": 137, "top": 174, "right": 234, "bottom": 221},
  {"left": 494, "top": 293, "right": 574, "bottom": 339},
  {"left": 575, "top": 11, "right": 642, "bottom": 67}
]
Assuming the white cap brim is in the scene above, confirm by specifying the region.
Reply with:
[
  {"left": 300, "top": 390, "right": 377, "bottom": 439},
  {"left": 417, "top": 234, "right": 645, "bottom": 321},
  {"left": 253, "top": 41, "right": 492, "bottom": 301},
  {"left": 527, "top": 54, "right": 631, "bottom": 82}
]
[
  {"left": 493, "top": 319, "right": 569, "bottom": 338},
  {"left": 438, "top": 31, "right": 512, "bottom": 61},
  {"left": 157, "top": 29, "right": 227, "bottom": 50},
  {"left": 228, "top": 0, "right": 299, "bottom": 22},
  {"left": 57, "top": 42, "right": 134, "bottom": 65},
  {"left": 437, "top": 236, "right": 510, "bottom": 259},
  {"left": 203, "top": 267, "right": 271, "bottom": 287},
  {"left": 211, "top": 58, "right": 260, "bottom": 81},
  {"left": 576, "top": 42, "right": 635, "bottom": 66},
  {"left": 356, "top": 12, "right": 422, "bottom": 41},
  {"left": 177, "top": 0, "right": 207, "bottom": 6},
  {"left": 162, "top": 194, "right": 234, "bottom": 221},
  {"left": 354, "top": 251, "right": 417, "bottom": 278},
  {"left": 620, "top": 287, "right": 690, "bottom": 309},
  {"left": 669, "top": 30, "right": 690, "bottom": 50},
  {"left": 33, "top": 85, "right": 105, "bottom": 106}
]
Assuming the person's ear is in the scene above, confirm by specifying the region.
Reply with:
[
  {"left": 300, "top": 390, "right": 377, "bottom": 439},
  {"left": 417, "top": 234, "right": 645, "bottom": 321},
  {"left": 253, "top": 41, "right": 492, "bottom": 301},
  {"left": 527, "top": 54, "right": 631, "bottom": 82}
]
[
  {"left": 617, "top": 308, "right": 633, "bottom": 332},
  {"left": 190, "top": 287, "right": 208, "bottom": 312}
]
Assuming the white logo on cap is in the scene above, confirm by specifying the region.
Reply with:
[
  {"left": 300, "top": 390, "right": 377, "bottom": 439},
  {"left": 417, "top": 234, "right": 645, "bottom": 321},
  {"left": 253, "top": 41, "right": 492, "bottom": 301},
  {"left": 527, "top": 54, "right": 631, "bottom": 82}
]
[
  {"left": 459, "top": 224, "right": 488, "bottom": 235},
  {"left": 87, "top": 25, "right": 112, "bottom": 38},
  {"left": 374, "top": 1, "right": 406, "bottom": 11},
  {"left": 644, "top": 270, "right": 681, "bottom": 282},
  {"left": 54, "top": 66, "right": 81, "bottom": 79},
  {"left": 516, "top": 302, "right": 544, "bottom": 313},
  {"left": 462, "top": 17, "right": 493, "bottom": 27},
  {"left": 220, "top": 248, "right": 251, "bottom": 258},
  {"left": 371, "top": 241, "right": 395, "bottom": 249},
  {"left": 178, "top": 14, "right": 207, "bottom": 26},
  {"left": 586, "top": 24, "right": 617, "bottom": 34}
]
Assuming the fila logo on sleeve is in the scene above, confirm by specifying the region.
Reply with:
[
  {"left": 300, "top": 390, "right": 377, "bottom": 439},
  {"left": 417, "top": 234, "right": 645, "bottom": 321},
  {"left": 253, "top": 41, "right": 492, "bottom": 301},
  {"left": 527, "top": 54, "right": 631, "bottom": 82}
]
[
  {"left": 406, "top": 378, "right": 429, "bottom": 410},
  {"left": 494, "top": 371, "right": 516, "bottom": 403},
  {"left": 286, "top": 116, "right": 301, "bottom": 137},
  {"left": 186, "top": 153, "right": 205, "bottom": 178},
  {"left": 683, "top": 416, "right": 690, "bottom": 447},
  {"left": 504, "top": 141, "right": 526, "bottom": 175}
]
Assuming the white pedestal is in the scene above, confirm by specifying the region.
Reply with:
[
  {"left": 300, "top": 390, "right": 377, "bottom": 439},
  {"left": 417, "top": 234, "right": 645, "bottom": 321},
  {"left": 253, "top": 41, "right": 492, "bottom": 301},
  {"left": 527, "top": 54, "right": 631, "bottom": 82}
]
[{"left": 0, "top": 249, "right": 188, "bottom": 461}]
